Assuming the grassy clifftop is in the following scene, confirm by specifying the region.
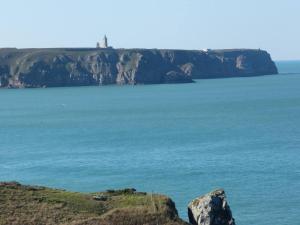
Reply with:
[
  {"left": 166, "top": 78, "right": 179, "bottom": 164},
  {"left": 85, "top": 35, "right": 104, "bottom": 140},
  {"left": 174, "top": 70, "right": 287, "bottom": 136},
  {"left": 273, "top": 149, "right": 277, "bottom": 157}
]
[{"left": 0, "top": 182, "right": 187, "bottom": 225}]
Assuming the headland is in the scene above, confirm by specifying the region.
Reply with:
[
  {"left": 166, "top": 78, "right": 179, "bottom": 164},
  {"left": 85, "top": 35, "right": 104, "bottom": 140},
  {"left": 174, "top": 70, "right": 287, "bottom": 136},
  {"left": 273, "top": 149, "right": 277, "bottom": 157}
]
[{"left": 0, "top": 47, "right": 278, "bottom": 88}]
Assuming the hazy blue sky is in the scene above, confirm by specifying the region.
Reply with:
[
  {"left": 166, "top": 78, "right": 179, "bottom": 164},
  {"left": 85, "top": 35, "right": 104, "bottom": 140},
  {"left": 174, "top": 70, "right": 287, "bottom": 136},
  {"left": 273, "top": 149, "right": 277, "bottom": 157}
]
[{"left": 1, "top": 0, "right": 299, "bottom": 60}]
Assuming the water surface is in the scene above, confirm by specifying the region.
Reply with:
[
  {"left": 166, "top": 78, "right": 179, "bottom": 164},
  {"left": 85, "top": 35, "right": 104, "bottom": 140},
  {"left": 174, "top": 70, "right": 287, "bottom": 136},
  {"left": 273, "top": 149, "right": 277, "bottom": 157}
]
[{"left": 0, "top": 61, "right": 300, "bottom": 225}]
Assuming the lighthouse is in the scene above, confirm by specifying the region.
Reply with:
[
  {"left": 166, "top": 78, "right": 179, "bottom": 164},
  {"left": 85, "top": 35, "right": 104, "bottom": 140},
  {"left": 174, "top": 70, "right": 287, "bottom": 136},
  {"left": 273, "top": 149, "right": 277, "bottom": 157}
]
[
  {"left": 102, "top": 35, "right": 108, "bottom": 48},
  {"left": 96, "top": 35, "right": 108, "bottom": 48}
]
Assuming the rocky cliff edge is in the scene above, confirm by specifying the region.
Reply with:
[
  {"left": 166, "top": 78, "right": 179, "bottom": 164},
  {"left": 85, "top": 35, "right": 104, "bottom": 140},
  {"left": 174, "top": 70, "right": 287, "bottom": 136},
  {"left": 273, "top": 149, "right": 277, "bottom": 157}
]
[{"left": 0, "top": 48, "right": 278, "bottom": 88}]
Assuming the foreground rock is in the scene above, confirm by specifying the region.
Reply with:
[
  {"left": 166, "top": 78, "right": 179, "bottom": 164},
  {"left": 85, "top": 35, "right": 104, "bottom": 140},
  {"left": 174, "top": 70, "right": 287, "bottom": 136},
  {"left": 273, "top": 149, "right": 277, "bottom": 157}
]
[
  {"left": 0, "top": 182, "right": 188, "bottom": 225},
  {"left": 0, "top": 48, "right": 277, "bottom": 88},
  {"left": 188, "top": 189, "right": 235, "bottom": 225}
]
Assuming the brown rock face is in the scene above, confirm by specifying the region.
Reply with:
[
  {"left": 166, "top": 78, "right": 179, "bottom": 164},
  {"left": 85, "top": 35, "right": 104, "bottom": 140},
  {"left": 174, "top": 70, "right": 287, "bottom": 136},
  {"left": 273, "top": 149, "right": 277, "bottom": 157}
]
[{"left": 188, "top": 189, "right": 235, "bottom": 225}]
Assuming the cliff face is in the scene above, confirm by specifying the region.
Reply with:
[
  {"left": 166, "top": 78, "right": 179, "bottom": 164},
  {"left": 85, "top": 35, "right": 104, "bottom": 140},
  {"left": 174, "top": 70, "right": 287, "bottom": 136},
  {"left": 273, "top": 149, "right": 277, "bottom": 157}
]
[
  {"left": 0, "top": 48, "right": 278, "bottom": 88},
  {"left": 188, "top": 189, "right": 235, "bottom": 225}
]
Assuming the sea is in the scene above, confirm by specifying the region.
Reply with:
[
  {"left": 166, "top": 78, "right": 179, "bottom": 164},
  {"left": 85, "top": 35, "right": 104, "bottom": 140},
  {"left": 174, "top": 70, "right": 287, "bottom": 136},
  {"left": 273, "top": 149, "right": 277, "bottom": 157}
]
[{"left": 0, "top": 61, "right": 299, "bottom": 225}]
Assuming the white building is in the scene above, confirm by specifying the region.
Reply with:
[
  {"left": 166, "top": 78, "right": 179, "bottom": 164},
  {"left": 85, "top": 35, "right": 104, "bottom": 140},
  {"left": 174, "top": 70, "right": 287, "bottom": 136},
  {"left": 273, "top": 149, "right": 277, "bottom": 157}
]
[{"left": 203, "top": 49, "right": 212, "bottom": 52}]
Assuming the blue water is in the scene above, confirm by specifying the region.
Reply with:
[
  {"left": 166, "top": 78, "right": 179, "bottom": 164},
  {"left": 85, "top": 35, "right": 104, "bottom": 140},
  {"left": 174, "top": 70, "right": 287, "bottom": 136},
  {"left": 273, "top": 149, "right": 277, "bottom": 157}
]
[{"left": 1, "top": 61, "right": 300, "bottom": 225}]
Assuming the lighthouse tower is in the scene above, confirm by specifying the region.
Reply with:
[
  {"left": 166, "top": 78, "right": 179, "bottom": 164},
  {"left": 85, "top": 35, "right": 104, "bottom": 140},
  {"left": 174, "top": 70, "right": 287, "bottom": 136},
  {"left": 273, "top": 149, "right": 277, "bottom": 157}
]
[{"left": 101, "top": 35, "right": 108, "bottom": 48}]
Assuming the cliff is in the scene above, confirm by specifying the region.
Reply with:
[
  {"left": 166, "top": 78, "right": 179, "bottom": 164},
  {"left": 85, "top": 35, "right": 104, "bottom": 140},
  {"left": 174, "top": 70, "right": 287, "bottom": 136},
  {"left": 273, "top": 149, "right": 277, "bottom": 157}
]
[
  {"left": 0, "top": 182, "right": 238, "bottom": 225},
  {"left": 0, "top": 182, "right": 188, "bottom": 225},
  {"left": 0, "top": 48, "right": 278, "bottom": 88}
]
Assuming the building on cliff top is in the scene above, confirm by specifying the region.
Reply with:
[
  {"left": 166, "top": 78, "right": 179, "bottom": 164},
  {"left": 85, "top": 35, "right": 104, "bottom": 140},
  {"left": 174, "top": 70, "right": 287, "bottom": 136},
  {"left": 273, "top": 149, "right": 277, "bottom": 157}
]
[
  {"left": 96, "top": 35, "right": 109, "bottom": 49},
  {"left": 203, "top": 49, "right": 212, "bottom": 52}
]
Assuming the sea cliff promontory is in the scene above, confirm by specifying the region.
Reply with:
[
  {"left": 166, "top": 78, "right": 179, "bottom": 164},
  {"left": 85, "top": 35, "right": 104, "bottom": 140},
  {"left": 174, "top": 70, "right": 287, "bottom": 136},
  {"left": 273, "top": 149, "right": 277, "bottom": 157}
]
[
  {"left": 0, "top": 48, "right": 278, "bottom": 88},
  {"left": 0, "top": 182, "right": 236, "bottom": 225},
  {"left": 0, "top": 182, "right": 187, "bottom": 225}
]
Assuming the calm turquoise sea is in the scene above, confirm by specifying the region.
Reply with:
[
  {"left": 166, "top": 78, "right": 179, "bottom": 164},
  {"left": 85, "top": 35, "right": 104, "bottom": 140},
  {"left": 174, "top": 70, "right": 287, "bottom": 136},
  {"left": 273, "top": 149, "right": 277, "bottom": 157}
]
[{"left": 1, "top": 61, "right": 300, "bottom": 225}]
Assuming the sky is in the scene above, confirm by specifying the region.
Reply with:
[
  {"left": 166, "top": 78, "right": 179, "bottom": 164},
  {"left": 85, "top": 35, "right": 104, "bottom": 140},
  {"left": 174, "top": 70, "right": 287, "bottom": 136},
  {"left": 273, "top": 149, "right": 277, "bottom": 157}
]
[{"left": 1, "top": 0, "right": 299, "bottom": 60}]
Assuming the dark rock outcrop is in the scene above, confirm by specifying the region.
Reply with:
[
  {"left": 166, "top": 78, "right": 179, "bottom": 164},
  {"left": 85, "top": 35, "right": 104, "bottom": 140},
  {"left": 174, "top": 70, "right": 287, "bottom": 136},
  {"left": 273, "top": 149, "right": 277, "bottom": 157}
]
[
  {"left": 188, "top": 189, "right": 235, "bottom": 225},
  {"left": 0, "top": 48, "right": 278, "bottom": 88}
]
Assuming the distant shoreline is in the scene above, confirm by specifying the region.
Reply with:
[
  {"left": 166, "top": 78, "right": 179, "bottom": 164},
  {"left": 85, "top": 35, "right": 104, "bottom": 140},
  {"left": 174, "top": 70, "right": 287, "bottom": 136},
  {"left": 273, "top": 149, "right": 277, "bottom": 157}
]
[{"left": 0, "top": 48, "right": 278, "bottom": 88}]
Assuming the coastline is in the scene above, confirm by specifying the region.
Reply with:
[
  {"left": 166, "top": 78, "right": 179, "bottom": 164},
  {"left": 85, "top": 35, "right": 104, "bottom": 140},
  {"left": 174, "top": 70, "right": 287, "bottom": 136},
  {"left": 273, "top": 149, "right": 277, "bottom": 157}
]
[
  {"left": 0, "top": 182, "right": 235, "bottom": 225},
  {"left": 0, "top": 48, "right": 277, "bottom": 88}
]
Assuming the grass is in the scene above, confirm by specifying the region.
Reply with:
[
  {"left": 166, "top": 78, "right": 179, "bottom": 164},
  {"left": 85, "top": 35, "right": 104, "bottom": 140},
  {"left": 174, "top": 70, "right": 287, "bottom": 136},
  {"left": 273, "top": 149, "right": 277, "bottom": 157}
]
[{"left": 0, "top": 182, "right": 188, "bottom": 225}]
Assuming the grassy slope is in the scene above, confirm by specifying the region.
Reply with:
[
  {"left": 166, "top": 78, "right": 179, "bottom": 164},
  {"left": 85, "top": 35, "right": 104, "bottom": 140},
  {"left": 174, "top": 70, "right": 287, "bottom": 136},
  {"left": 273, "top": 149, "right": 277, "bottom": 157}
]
[{"left": 0, "top": 182, "right": 188, "bottom": 225}]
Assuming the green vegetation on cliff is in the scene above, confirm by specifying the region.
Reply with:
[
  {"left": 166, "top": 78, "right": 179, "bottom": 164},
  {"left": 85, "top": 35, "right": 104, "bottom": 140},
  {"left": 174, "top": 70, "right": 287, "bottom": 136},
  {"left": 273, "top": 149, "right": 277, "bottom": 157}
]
[{"left": 0, "top": 182, "right": 187, "bottom": 225}]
